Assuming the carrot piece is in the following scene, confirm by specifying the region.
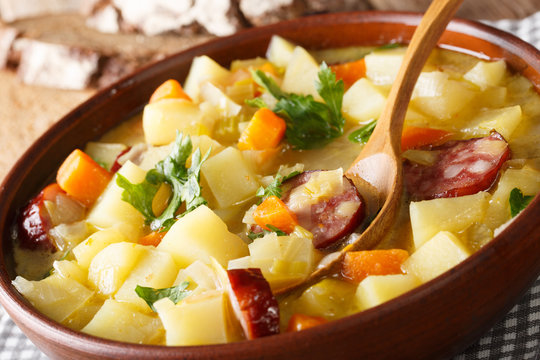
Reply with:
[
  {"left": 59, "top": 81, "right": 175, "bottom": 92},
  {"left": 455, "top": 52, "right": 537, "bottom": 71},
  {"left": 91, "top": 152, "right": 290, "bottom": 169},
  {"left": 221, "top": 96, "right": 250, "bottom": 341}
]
[
  {"left": 342, "top": 249, "right": 409, "bottom": 283},
  {"left": 139, "top": 231, "right": 166, "bottom": 247},
  {"left": 401, "top": 126, "right": 453, "bottom": 151},
  {"left": 149, "top": 79, "right": 191, "bottom": 103},
  {"left": 253, "top": 195, "right": 298, "bottom": 234},
  {"left": 238, "top": 108, "right": 286, "bottom": 151},
  {"left": 330, "top": 58, "right": 366, "bottom": 88},
  {"left": 286, "top": 313, "right": 327, "bottom": 332},
  {"left": 56, "top": 149, "right": 113, "bottom": 207}
]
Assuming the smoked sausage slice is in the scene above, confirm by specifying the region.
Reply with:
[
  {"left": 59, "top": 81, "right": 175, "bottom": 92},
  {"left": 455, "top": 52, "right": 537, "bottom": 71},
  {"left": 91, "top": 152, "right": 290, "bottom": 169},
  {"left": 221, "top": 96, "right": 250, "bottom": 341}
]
[
  {"left": 17, "top": 184, "right": 63, "bottom": 251},
  {"left": 404, "top": 131, "right": 510, "bottom": 200},
  {"left": 281, "top": 170, "right": 365, "bottom": 249},
  {"left": 227, "top": 268, "right": 280, "bottom": 339}
]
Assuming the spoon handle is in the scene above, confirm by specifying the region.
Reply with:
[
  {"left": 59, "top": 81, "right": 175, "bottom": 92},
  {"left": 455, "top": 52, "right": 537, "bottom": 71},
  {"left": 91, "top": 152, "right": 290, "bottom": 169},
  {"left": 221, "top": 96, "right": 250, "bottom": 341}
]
[{"left": 373, "top": 0, "right": 465, "bottom": 153}]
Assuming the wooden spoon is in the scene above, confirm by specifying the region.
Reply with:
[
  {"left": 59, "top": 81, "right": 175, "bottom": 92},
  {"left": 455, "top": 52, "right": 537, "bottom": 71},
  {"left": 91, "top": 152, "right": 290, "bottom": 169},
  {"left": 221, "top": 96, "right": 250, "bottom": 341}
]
[{"left": 276, "top": 0, "right": 464, "bottom": 295}]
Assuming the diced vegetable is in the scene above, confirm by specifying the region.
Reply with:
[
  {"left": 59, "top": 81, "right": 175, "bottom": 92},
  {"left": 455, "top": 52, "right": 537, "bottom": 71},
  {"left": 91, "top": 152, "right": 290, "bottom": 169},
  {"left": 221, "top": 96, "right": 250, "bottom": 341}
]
[
  {"left": 401, "top": 126, "right": 453, "bottom": 151},
  {"left": 483, "top": 166, "right": 540, "bottom": 229},
  {"left": 154, "top": 291, "right": 240, "bottom": 346},
  {"left": 149, "top": 79, "right": 191, "bottom": 103},
  {"left": 293, "top": 278, "right": 356, "bottom": 320},
  {"left": 463, "top": 60, "right": 506, "bottom": 90},
  {"left": 88, "top": 242, "right": 146, "bottom": 296},
  {"left": 341, "top": 249, "right": 409, "bottom": 283},
  {"left": 114, "top": 247, "right": 178, "bottom": 313},
  {"left": 82, "top": 299, "right": 163, "bottom": 344},
  {"left": 157, "top": 205, "right": 248, "bottom": 268},
  {"left": 142, "top": 99, "right": 205, "bottom": 146},
  {"left": 57, "top": 149, "right": 112, "bottom": 207},
  {"left": 286, "top": 313, "right": 327, "bottom": 332},
  {"left": 330, "top": 58, "right": 366, "bottom": 88},
  {"left": 238, "top": 108, "right": 286, "bottom": 151},
  {"left": 86, "top": 161, "right": 147, "bottom": 241},
  {"left": 409, "top": 191, "right": 490, "bottom": 249},
  {"left": 354, "top": 274, "right": 421, "bottom": 310},
  {"left": 342, "top": 78, "right": 386, "bottom": 124},
  {"left": 281, "top": 46, "right": 321, "bottom": 99},
  {"left": 72, "top": 228, "right": 129, "bottom": 269},
  {"left": 253, "top": 195, "right": 298, "bottom": 233},
  {"left": 266, "top": 35, "right": 296, "bottom": 68},
  {"left": 183, "top": 55, "right": 231, "bottom": 102},
  {"left": 402, "top": 231, "right": 470, "bottom": 283},
  {"left": 201, "top": 147, "right": 260, "bottom": 208},
  {"left": 411, "top": 71, "right": 476, "bottom": 120}
]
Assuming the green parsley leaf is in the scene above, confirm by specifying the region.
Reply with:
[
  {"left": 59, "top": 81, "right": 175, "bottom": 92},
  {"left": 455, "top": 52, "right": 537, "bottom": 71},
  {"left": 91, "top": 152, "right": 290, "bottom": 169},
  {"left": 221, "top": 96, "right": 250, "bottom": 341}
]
[
  {"left": 251, "top": 63, "right": 345, "bottom": 150},
  {"left": 255, "top": 171, "right": 301, "bottom": 203},
  {"left": 348, "top": 119, "right": 377, "bottom": 144},
  {"left": 509, "top": 188, "right": 534, "bottom": 218},
  {"left": 135, "top": 282, "right": 191, "bottom": 312},
  {"left": 117, "top": 133, "right": 210, "bottom": 232},
  {"left": 247, "top": 225, "right": 288, "bottom": 240}
]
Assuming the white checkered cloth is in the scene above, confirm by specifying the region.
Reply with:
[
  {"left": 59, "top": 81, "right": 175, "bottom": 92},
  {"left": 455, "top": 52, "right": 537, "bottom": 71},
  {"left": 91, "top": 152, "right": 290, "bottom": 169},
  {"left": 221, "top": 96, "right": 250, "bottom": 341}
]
[{"left": 0, "top": 11, "right": 539, "bottom": 360}]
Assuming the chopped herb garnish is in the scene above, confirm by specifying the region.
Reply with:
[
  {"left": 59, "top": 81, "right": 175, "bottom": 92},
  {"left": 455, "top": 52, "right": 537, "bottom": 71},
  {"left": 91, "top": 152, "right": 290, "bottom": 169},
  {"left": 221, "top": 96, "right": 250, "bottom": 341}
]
[
  {"left": 348, "top": 119, "right": 377, "bottom": 144},
  {"left": 255, "top": 171, "right": 301, "bottom": 203},
  {"left": 509, "top": 188, "right": 533, "bottom": 218},
  {"left": 135, "top": 282, "right": 191, "bottom": 311},
  {"left": 117, "top": 133, "right": 210, "bottom": 232},
  {"left": 251, "top": 62, "right": 345, "bottom": 149},
  {"left": 247, "top": 224, "right": 288, "bottom": 240}
]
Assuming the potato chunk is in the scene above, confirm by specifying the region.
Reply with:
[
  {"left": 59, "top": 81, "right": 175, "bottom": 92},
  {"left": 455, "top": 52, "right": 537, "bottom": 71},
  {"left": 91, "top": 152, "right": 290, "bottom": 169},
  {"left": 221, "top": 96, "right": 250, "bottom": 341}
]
[
  {"left": 402, "top": 231, "right": 470, "bottom": 283},
  {"left": 364, "top": 47, "right": 406, "bottom": 86},
  {"left": 82, "top": 299, "right": 163, "bottom": 344},
  {"left": 88, "top": 242, "right": 146, "bottom": 296},
  {"left": 281, "top": 46, "right": 321, "bottom": 99},
  {"left": 342, "top": 78, "right": 387, "bottom": 124},
  {"left": 230, "top": 233, "right": 317, "bottom": 291},
  {"left": 143, "top": 99, "right": 205, "bottom": 146},
  {"left": 463, "top": 60, "right": 506, "bottom": 90},
  {"left": 201, "top": 147, "right": 260, "bottom": 208},
  {"left": 354, "top": 274, "right": 421, "bottom": 311},
  {"left": 466, "top": 105, "right": 522, "bottom": 140},
  {"left": 158, "top": 205, "right": 248, "bottom": 268},
  {"left": 114, "top": 247, "right": 178, "bottom": 312},
  {"left": 154, "top": 291, "right": 240, "bottom": 346},
  {"left": 409, "top": 191, "right": 490, "bottom": 249},
  {"left": 484, "top": 166, "right": 540, "bottom": 229},
  {"left": 183, "top": 55, "right": 231, "bottom": 102},
  {"left": 86, "top": 161, "right": 146, "bottom": 241},
  {"left": 72, "top": 228, "right": 129, "bottom": 269},
  {"left": 411, "top": 71, "right": 476, "bottom": 120},
  {"left": 266, "top": 35, "right": 296, "bottom": 68}
]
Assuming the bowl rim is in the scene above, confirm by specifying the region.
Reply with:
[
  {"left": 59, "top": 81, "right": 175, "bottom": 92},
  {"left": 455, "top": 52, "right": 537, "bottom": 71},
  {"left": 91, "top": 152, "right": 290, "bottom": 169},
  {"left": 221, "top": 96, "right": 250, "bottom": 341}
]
[{"left": 0, "top": 10, "right": 539, "bottom": 359}]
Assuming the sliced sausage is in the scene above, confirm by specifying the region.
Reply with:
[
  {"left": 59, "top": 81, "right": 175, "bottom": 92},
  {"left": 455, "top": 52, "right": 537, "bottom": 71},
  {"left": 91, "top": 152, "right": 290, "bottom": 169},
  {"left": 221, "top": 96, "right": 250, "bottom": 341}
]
[
  {"left": 227, "top": 268, "right": 280, "bottom": 339},
  {"left": 404, "top": 131, "right": 510, "bottom": 200},
  {"left": 17, "top": 184, "right": 63, "bottom": 251},
  {"left": 281, "top": 170, "right": 365, "bottom": 249}
]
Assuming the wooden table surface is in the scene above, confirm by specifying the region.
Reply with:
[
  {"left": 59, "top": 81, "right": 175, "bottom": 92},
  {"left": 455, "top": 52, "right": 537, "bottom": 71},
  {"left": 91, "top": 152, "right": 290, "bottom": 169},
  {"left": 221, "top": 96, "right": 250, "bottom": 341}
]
[{"left": 0, "top": 0, "right": 539, "bottom": 180}]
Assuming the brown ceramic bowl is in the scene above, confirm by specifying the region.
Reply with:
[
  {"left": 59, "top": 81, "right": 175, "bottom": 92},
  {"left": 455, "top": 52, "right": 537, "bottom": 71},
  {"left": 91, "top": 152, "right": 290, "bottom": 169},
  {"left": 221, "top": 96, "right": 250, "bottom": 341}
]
[{"left": 0, "top": 11, "right": 539, "bottom": 360}]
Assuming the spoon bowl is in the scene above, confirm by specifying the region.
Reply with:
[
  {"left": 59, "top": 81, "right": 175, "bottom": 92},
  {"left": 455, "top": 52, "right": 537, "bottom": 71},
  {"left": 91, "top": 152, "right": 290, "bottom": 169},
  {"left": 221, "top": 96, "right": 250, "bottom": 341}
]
[{"left": 276, "top": 0, "right": 464, "bottom": 294}]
